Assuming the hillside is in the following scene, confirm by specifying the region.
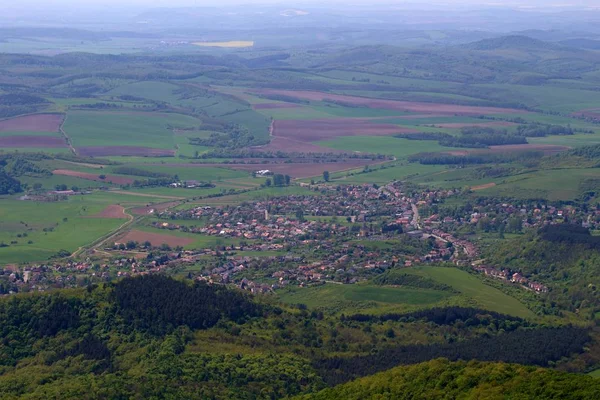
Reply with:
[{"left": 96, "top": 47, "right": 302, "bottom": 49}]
[
  {"left": 464, "top": 35, "right": 564, "bottom": 51},
  {"left": 296, "top": 359, "right": 600, "bottom": 400}
]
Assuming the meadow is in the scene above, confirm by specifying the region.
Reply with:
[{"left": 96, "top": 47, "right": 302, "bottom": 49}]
[
  {"left": 63, "top": 111, "right": 201, "bottom": 150},
  {"left": 278, "top": 283, "right": 453, "bottom": 314},
  {"left": 0, "top": 196, "right": 128, "bottom": 263},
  {"left": 403, "top": 266, "right": 535, "bottom": 318}
]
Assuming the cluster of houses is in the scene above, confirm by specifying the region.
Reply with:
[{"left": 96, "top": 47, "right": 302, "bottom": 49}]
[
  {"left": 12, "top": 181, "right": 598, "bottom": 298},
  {"left": 473, "top": 264, "right": 548, "bottom": 293}
]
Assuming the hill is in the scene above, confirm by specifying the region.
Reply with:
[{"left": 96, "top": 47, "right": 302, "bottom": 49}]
[
  {"left": 464, "top": 35, "right": 564, "bottom": 51},
  {"left": 296, "top": 358, "right": 600, "bottom": 400}
]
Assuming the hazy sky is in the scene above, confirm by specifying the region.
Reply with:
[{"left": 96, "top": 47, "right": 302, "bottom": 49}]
[{"left": 8, "top": 0, "right": 600, "bottom": 7}]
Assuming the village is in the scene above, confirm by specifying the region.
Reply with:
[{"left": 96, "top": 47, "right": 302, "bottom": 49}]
[{"left": 2, "top": 181, "right": 599, "bottom": 296}]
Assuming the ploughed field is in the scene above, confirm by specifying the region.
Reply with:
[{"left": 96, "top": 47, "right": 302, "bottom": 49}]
[
  {"left": 252, "top": 89, "right": 528, "bottom": 115},
  {"left": 0, "top": 114, "right": 63, "bottom": 132}
]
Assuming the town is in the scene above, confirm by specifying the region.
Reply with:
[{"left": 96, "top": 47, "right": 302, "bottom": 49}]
[{"left": 3, "top": 181, "right": 596, "bottom": 296}]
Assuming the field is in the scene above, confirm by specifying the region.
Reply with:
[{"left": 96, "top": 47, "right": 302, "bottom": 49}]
[
  {"left": 278, "top": 283, "right": 452, "bottom": 313},
  {"left": 63, "top": 111, "right": 201, "bottom": 156},
  {"left": 252, "top": 89, "right": 528, "bottom": 115},
  {"left": 272, "top": 119, "right": 417, "bottom": 142},
  {"left": 52, "top": 169, "right": 134, "bottom": 185},
  {"left": 0, "top": 196, "right": 130, "bottom": 264},
  {"left": 318, "top": 136, "right": 453, "bottom": 158},
  {"left": 0, "top": 114, "right": 63, "bottom": 132},
  {"left": 116, "top": 230, "right": 195, "bottom": 248},
  {"left": 403, "top": 267, "right": 535, "bottom": 318},
  {"left": 0, "top": 135, "right": 67, "bottom": 148},
  {"left": 192, "top": 41, "right": 254, "bottom": 48}
]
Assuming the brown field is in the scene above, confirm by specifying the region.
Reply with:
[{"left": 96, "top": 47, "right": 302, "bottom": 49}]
[
  {"left": 131, "top": 201, "right": 183, "bottom": 216},
  {"left": 471, "top": 183, "right": 497, "bottom": 191},
  {"left": 252, "top": 90, "right": 527, "bottom": 115},
  {"left": 487, "top": 144, "right": 569, "bottom": 155},
  {"left": 52, "top": 169, "right": 134, "bottom": 185},
  {"left": 253, "top": 137, "right": 348, "bottom": 153},
  {"left": 90, "top": 205, "right": 127, "bottom": 219},
  {"left": 434, "top": 122, "right": 517, "bottom": 129},
  {"left": 572, "top": 108, "right": 600, "bottom": 119},
  {"left": 117, "top": 230, "right": 194, "bottom": 247},
  {"left": 0, "top": 135, "right": 66, "bottom": 148},
  {"left": 77, "top": 146, "right": 175, "bottom": 157},
  {"left": 0, "top": 114, "right": 63, "bottom": 132},
  {"left": 253, "top": 103, "right": 302, "bottom": 110},
  {"left": 273, "top": 119, "right": 417, "bottom": 142},
  {"left": 447, "top": 144, "right": 570, "bottom": 156},
  {"left": 191, "top": 161, "right": 376, "bottom": 178}
]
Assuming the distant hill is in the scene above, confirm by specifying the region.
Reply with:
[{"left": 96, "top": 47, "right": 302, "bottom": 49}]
[
  {"left": 464, "top": 35, "right": 563, "bottom": 51},
  {"left": 559, "top": 38, "right": 600, "bottom": 50}
]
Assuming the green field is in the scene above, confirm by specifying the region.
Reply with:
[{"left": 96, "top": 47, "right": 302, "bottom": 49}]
[
  {"left": 63, "top": 111, "right": 201, "bottom": 149},
  {"left": 278, "top": 283, "right": 452, "bottom": 313},
  {"left": 318, "top": 136, "right": 453, "bottom": 158},
  {"left": 474, "top": 168, "right": 599, "bottom": 201},
  {"left": 0, "top": 196, "right": 127, "bottom": 264},
  {"left": 404, "top": 266, "right": 535, "bottom": 318},
  {"left": 590, "top": 369, "right": 600, "bottom": 378},
  {"left": 112, "top": 164, "right": 248, "bottom": 182},
  {"left": 330, "top": 163, "right": 446, "bottom": 184}
]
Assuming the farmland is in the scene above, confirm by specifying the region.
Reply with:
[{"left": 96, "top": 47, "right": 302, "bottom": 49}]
[
  {"left": 4, "top": 12, "right": 600, "bottom": 398},
  {"left": 278, "top": 283, "right": 452, "bottom": 314}
]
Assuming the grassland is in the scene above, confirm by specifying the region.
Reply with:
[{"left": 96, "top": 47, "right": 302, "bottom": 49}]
[
  {"left": 278, "top": 283, "right": 452, "bottom": 314},
  {"left": 64, "top": 111, "right": 201, "bottom": 149},
  {"left": 0, "top": 196, "right": 130, "bottom": 264},
  {"left": 318, "top": 136, "right": 453, "bottom": 158},
  {"left": 404, "top": 266, "right": 535, "bottom": 318}
]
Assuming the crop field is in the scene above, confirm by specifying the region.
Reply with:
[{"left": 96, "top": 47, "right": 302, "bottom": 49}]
[
  {"left": 63, "top": 111, "right": 201, "bottom": 155},
  {"left": 278, "top": 283, "right": 453, "bottom": 314},
  {"left": 105, "top": 81, "right": 182, "bottom": 103},
  {"left": 117, "top": 230, "right": 195, "bottom": 248},
  {"left": 0, "top": 135, "right": 67, "bottom": 148},
  {"left": 404, "top": 267, "right": 535, "bottom": 318},
  {"left": 52, "top": 169, "right": 134, "bottom": 185},
  {"left": 0, "top": 197, "right": 127, "bottom": 264},
  {"left": 474, "top": 168, "right": 600, "bottom": 201},
  {"left": 272, "top": 119, "right": 417, "bottom": 142},
  {"left": 330, "top": 163, "right": 446, "bottom": 184},
  {"left": 0, "top": 114, "right": 63, "bottom": 132},
  {"left": 318, "top": 136, "right": 453, "bottom": 158},
  {"left": 252, "top": 89, "right": 528, "bottom": 115}
]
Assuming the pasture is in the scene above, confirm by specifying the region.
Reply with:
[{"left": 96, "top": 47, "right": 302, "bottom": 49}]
[
  {"left": 317, "top": 136, "right": 453, "bottom": 158},
  {"left": 63, "top": 111, "right": 201, "bottom": 155},
  {"left": 0, "top": 197, "right": 127, "bottom": 264},
  {"left": 277, "top": 282, "right": 453, "bottom": 314},
  {"left": 404, "top": 266, "right": 535, "bottom": 318}
]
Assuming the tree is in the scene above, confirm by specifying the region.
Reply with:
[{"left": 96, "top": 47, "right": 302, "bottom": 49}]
[
  {"left": 273, "top": 174, "right": 285, "bottom": 187},
  {"left": 295, "top": 209, "right": 305, "bottom": 221},
  {"left": 285, "top": 175, "right": 291, "bottom": 186},
  {"left": 323, "top": 171, "right": 330, "bottom": 182},
  {"left": 265, "top": 178, "right": 272, "bottom": 187},
  {"left": 99, "top": 175, "right": 106, "bottom": 180}
]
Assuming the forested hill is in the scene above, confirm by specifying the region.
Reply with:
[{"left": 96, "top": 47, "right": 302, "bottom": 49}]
[{"left": 296, "top": 359, "right": 600, "bottom": 400}]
